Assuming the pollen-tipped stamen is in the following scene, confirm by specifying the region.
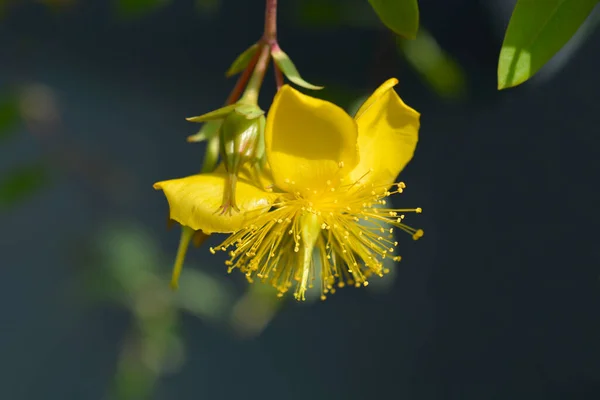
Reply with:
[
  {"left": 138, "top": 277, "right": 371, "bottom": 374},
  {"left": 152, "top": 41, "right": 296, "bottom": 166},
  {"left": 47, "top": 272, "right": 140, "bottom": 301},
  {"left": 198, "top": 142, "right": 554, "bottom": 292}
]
[{"left": 209, "top": 175, "right": 423, "bottom": 300}]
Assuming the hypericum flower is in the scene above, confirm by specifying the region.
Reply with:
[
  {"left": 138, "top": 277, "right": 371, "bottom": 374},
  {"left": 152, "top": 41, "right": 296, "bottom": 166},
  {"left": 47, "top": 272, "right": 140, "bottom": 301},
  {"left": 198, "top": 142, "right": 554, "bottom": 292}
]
[{"left": 154, "top": 78, "right": 423, "bottom": 300}]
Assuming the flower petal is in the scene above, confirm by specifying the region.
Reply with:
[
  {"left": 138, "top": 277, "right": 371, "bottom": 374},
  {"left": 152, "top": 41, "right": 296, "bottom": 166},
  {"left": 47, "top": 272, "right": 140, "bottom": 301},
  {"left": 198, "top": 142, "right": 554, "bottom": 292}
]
[
  {"left": 265, "top": 85, "right": 359, "bottom": 196},
  {"left": 153, "top": 173, "right": 276, "bottom": 233},
  {"left": 349, "top": 78, "right": 420, "bottom": 187}
]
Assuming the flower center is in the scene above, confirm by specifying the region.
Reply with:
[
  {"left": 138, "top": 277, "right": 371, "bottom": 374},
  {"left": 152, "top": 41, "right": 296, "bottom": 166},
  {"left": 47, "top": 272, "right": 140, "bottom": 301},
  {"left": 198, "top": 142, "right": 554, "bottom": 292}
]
[{"left": 210, "top": 177, "right": 423, "bottom": 300}]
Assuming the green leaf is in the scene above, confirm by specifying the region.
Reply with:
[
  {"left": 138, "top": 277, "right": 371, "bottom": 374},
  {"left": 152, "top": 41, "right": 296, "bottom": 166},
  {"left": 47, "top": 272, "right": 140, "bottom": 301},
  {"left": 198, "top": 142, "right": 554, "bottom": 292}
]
[
  {"left": 225, "top": 43, "right": 259, "bottom": 77},
  {"left": 195, "top": 0, "right": 222, "bottom": 16},
  {"left": 0, "top": 94, "right": 20, "bottom": 142},
  {"left": 397, "top": 29, "right": 467, "bottom": 99},
  {"left": 271, "top": 48, "right": 323, "bottom": 90},
  {"left": 368, "top": 0, "right": 419, "bottom": 39},
  {"left": 0, "top": 163, "right": 48, "bottom": 209},
  {"left": 115, "top": 0, "right": 169, "bottom": 18},
  {"left": 498, "top": 0, "right": 598, "bottom": 90}
]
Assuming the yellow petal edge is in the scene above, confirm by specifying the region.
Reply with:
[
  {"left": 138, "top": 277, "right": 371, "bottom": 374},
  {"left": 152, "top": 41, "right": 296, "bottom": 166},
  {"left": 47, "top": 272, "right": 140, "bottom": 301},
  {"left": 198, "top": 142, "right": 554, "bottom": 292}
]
[
  {"left": 349, "top": 78, "right": 420, "bottom": 188},
  {"left": 154, "top": 173, "right": 276, "bottom": 233}
]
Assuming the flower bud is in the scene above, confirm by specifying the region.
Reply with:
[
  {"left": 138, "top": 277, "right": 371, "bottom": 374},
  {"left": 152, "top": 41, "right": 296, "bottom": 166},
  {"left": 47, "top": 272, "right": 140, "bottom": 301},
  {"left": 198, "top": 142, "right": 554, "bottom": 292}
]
[
  {"left": 218, "top": 105, "right": 266, "bottom": 215},
  {"left": 186, "top": 102, "right": 266, "bottom": 215},
  {"left": 220, "top": 106, "right": 265, "bottom": 177}
]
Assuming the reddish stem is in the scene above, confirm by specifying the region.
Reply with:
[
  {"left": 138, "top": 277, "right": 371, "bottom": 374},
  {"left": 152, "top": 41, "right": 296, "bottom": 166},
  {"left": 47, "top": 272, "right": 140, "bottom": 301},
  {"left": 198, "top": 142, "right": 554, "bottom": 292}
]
[
  {"left": 225, "top": 49, "right": 261, "bottom": 105},
  {"left": 264, "top": 0, "right": 277, "bottom": 42},
  {"left": 274, "top": 62, "right": 284, "bottom": 90},
  {"left": 227, "top": 0, "right": 278, "bottom": 103}
]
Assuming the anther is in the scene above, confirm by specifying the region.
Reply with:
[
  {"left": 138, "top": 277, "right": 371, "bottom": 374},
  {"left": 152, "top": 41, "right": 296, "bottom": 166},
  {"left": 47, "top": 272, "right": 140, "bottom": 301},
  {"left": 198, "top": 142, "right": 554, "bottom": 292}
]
[{"left": 412, "top": 229, "right": 424, "bottom": 240}]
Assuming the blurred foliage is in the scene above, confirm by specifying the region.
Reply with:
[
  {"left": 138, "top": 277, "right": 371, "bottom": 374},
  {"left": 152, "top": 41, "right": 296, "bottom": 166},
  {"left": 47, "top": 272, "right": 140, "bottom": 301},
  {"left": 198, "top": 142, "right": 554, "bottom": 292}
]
[
  {"left": 368, "top": 0, "right": 419, "bottom": 39},
  {"left": 193, "top": 0, "right": 221, "bottom": 17},
  {"left": 0, "top": 92, "right": 20, "bottom": 142},
  {"left": 398, "top": 30, "right": 466, "bottom": 98},
  {"left": 498, "top": 0, "right": 599, "bottom": 89},
  {"left": 0, "top": 163, "right": 48, "bottom": 210},
  {"left": 113, "top": 0, "right": 221, "bottom": 19},
  {"left": 0, "top": 90, "right": 50, "bottom": 210},
  {"left": 293, "top": 0, "right": 467, "bottom": 100},
  {"left": 81, "top": 222, "right": 289, "bottom": 398},
  {"left": 114, "top": 0, "right": 169, "bottom": 18}
]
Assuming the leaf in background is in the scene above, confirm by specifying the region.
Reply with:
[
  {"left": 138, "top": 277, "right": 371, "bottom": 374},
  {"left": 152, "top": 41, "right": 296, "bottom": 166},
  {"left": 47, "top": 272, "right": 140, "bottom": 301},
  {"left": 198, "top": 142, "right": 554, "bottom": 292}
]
[
  {"left": 297, "top": 0, "right": 343, "bottom": 26},
  {"left": 230, "top": 282, "right": 282, "bottom": 339},
  {"left": 0, "top": 93, "right": 20, "bottom": 142},
  {"left": 498, "top": 0, "right": 598, "bottom": 90},
  {"left": 0, "top": 163, "right": 48, "bottom": 210},
  {"left": 347, "top": 95, "right": 369, "bottom": 118},
  {"left": 174, "top": 269, "right": 235, "bottom": 323},
  {"left": 195, "top": 0, "right": 221, "bottom": 16},
  {"left": 368, "top": 0, "right": 419, "bottom": 39},
  {"left": 38, "top": 0, "right": 77, "bottom": 12},
  {"left": 296, "top": 0, "right": 381, "bottom": 29},
  {"left": 397, "top": 29, "right": 466, "bottom": 99},
  {"left": 115, "top": 0, "right": 170, "bottom": 19}
]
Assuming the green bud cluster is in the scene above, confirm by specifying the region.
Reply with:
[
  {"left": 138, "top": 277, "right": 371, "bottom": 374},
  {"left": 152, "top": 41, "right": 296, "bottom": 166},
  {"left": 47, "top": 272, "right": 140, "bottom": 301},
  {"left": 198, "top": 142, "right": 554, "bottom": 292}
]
[{"left": 186, "top": 102, "right": 266, "bottom": 214}]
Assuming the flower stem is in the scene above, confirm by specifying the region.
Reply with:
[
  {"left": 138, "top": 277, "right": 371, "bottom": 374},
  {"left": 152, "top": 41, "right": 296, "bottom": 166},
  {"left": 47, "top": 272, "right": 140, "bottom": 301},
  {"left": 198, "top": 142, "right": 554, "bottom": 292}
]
[
  {"left": 240, "top": 44, "right": 270, "bottom": 104},
  {"left": 201, "top": 0, "right": 278, "bottom": 172},
  {"left": 264, "top": 0, "right": 277, "bottom": 42},
  {"left": 240, "top": 0, "right": 279, "bottom": 104},
  {"left": 273, "top": 62, "right": 284, "bottom": 90},
  {"left": 226, "top": 50, "right": 260, "bottom": 106},
  {"left": 170, "top": 226, "right": 195, "bottom": 290}
]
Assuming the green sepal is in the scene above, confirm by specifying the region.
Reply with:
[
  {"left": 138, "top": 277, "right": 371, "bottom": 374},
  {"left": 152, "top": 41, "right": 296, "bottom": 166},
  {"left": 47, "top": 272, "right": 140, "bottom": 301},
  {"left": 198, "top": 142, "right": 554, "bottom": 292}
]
[
  {"left": 186, "top": 104, "right": 238, "bottom": 123},
  {"left": 187, "top": 119, "right": 222, "bottom": 143},
  {"left": 271, "top": 48, "right": 324, "bottom": 90},
  {"left": 253, "top": 115, "right": 266, "bottom": 163},
  {"left": 226, "top": 43, "right": 260, "bottom": 77},
  {"left": 234, "top": 103, "right": 265, "bottom": 119},
  {"left": 200, "top": 136, "right": 220, "bottom": 173},
  {"left": 187, "top": 103, "right": 264, "bottom": 143}
]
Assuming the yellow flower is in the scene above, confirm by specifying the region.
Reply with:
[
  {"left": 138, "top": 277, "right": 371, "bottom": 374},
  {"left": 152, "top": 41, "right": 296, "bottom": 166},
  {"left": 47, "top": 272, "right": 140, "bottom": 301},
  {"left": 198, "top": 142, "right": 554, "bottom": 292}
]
[{"left": 154, "top": 78, "right": 423, "bottom": 300}]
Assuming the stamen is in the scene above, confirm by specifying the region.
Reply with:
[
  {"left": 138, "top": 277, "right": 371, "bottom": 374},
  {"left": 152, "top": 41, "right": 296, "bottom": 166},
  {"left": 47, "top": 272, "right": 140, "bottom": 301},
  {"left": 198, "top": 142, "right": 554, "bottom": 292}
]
[{"left": 209, "top": 178, "right": 422, "bottom": 300}]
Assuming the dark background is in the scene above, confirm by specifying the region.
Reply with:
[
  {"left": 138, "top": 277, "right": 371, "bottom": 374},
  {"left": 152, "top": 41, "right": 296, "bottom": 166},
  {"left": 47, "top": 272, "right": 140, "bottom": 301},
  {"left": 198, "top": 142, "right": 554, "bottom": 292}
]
[{"left": 1, "top": 0, "right": 599, "bottom": 399}]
